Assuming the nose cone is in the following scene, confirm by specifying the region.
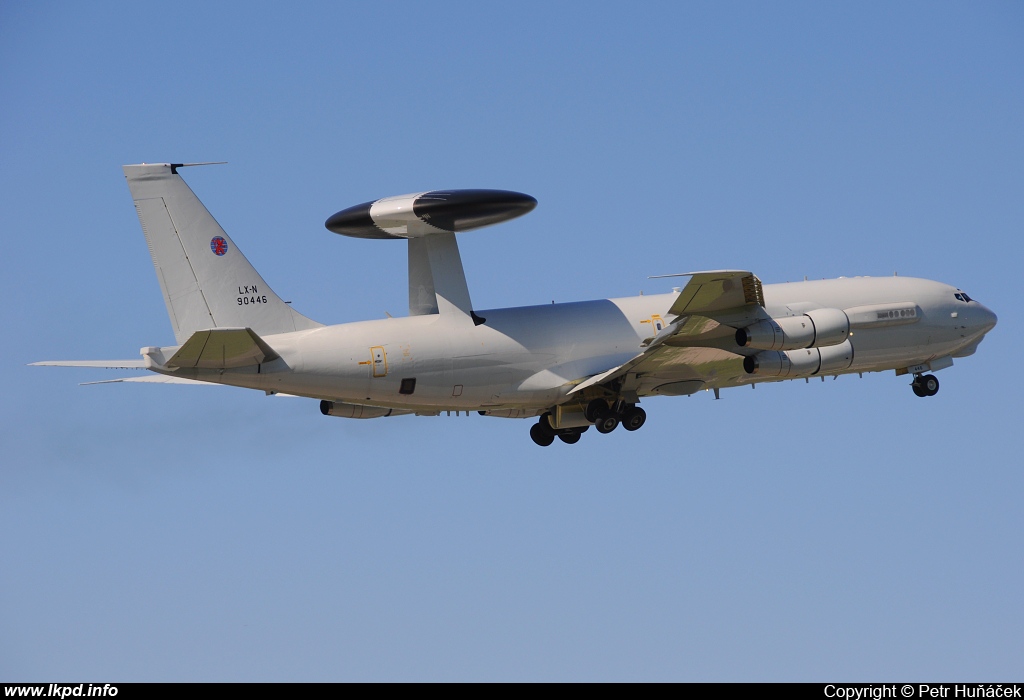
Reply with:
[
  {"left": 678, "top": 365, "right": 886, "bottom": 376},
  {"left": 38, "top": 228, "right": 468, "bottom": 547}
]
[{"left": 976, "top": 303, "right": 998, "bottom": 334}]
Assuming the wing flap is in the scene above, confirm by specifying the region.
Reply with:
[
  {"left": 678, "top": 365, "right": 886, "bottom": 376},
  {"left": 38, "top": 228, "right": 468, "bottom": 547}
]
[
  {"left": 665, "top": 270, "right": 764, "bottom": 316},
  {"left": 567, "top": 364, "right": 633, "bottom": 395}
]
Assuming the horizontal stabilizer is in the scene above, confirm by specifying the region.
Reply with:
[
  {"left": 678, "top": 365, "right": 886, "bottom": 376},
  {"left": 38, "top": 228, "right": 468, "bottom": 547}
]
[
  {"left": 81, "top": 375, "right": 211, "bottom": 386},
  {"left": 166, "top": 328, "right": 278, "bottom": 369},
  {"left": 30, "top": 360, "right": 147, "bottom": 369}
]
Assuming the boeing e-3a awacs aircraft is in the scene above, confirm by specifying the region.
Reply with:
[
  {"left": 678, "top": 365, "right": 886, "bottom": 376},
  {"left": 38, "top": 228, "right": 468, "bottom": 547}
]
[{"left": 35, "top": 163, "right": 998, "bottom": 446}]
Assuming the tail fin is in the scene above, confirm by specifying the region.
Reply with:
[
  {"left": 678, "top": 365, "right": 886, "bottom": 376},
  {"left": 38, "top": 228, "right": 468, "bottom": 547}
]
[{"left": 124, "top": 163, "right": 321, "bottom": 344}]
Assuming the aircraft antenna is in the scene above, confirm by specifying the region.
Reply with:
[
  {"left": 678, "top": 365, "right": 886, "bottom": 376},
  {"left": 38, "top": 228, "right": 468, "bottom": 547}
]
[{"left": 170, "top": 162, "right": 228, "bottom": 174}]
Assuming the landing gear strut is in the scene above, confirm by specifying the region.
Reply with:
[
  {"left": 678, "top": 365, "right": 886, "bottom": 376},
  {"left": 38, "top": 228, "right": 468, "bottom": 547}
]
[{"left": 911, "top": 373, "right": 939, "bottom": 397}]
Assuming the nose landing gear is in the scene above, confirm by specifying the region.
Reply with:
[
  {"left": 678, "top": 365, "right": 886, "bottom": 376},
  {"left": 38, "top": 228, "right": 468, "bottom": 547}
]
[{"left": 911, "top": 373, "right": 939, "bottom": 397}]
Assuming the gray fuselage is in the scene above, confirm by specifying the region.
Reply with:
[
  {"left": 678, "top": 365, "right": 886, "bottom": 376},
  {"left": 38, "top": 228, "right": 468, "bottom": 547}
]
[{"left": 168, "top": 275, "right": 996, "bottom": 412}]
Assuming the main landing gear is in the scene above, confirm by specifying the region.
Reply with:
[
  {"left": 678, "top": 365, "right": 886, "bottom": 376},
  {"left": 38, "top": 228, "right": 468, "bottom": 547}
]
[
  {"left": 911, "top": 373, "right": 939, "bottom": 397},
  {"left": 529, "top": 399, "right": 647, "bottom": 446},
  {"left": 529, "top": 416, "right": 589, "bottom": 447},
  {"left": 587, "top": 398, "right": 647, "bottom": 434}
]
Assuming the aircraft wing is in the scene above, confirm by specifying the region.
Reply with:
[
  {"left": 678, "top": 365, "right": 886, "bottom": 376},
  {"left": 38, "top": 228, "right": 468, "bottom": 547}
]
[{"left": 569, "top": 270, "right": 765, "bottom": 396}]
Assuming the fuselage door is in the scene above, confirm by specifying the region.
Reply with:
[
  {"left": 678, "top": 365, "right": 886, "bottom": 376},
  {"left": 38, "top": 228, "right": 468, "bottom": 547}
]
[{"left": 371, "top": 346, "right": 387, "bottom": 377}]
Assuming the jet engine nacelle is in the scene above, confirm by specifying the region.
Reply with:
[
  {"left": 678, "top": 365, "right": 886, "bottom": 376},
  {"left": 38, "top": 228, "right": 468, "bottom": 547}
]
[
  {"left": 320, "top": 400, "right": 410, "bottom": 419},
  {"left": 742, "top": 339, "right": 854, "bottom": 378},
  {"left": 736, "top": 307, "right": 850, "bottom": 351}
]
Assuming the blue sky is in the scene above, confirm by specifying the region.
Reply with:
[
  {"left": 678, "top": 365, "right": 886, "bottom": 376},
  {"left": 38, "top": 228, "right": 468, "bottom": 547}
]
[{"left": 2, "top": 1, "right": 1022, "bottom": 681}]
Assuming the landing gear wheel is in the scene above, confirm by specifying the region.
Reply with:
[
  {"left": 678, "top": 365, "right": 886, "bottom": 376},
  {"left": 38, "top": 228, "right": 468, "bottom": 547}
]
[
  {"left": 585, "top": 399, "right": 609, "bottom": 423},
  {"left": 538, "top": 413, "right": 556, "bottom": 436},
  {"left": 530, "top": 423, "right": 555, "bottom": 446},
  {"left": 622, "top": 406, "right": 647, "bottom": 431},
  {"left": 595, "top": 413, "right": 619, "bottom": 434},
  {"left": 911, "top": 374, "right": 940, "bottom": 397},
  {"left": 558, "top": 430, "right": 582, "bottom": 445}
]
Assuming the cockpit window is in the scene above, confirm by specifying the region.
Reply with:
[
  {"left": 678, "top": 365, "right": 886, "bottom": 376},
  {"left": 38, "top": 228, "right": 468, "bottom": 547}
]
[{"left": 955, "top": 291, "right": 974, "bottom": 303}]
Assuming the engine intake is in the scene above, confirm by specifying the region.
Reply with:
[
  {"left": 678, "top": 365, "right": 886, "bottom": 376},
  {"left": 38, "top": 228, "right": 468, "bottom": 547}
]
[{"left": 736, "top": 308, "right": 850, "bottom": 350}]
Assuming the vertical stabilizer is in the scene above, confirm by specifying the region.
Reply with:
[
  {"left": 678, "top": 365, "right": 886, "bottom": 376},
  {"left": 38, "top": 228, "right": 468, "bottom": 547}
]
[{"left": 124, "top": 163, "right": 321, "bottom": 343}]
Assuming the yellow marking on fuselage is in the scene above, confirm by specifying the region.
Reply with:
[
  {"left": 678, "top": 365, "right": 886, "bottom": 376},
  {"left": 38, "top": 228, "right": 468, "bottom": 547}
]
[{"left": 371, "top": 346, "right": 388, "bottom": 377}]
